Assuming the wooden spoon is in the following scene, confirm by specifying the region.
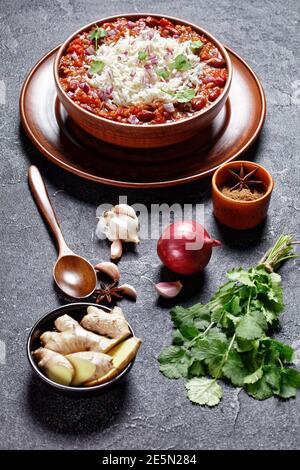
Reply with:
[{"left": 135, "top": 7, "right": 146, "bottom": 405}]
[{"left": 28, "top": 166, "right": 97, "bottom": 298}]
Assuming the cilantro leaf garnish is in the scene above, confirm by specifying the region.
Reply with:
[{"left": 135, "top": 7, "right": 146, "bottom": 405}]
[
  {"left": 89, "top": 26, "right": 107, "bottom": 49},
  {"left": 89, "top": 60, "right": 105, "bottom": 74},
  {"left": 158, "top": 235, "right": 300, "bottom": 407},
  {"left": 156, "top": 69, "right": 170, "bottom": 79},
  {"left": 175, "top": 88, "right": 196, "bottom": 103},
  {"left": 171, "top": 54, "right": 191, "bottom": 71},
  {"left": 190, "top": 40, "right": 204, "bottom": 51},
  {"left": 138, "top": 51, "right": 148, "bottom": 61}
]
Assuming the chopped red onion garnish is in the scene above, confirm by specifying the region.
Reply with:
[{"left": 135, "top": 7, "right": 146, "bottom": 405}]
[
  {"left": 107, "top": 29, "right": 117, "bottom": 36},
  {"left": 127, "top": 21, "right": 135, "bottom": 29},
  {"left": 128, "top": 115, "right": 139, "bottom": 124},
  {"left": 85, "top": 45, "right": 95, "bottom": 56},
  {"left": 149, "top": 55, "right": 158, "bottom": 64},
  {"left": 81, "top": 104, "right": 93, "bottom": 112},
  {"left": 79, "top": 82, "right": 90, "bottom": 93},
  {"left": 163, "top": 103, "right": 175, "bottom": 113},
  {"left": 106, "top": 85, "right": 113, "bottom": 94}
]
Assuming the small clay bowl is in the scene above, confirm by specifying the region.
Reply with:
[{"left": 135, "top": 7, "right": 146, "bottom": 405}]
[
  {"left": 212, "top": 161, "right": 274, "bottom": 230},
  {"left": 27, "top": 303, "right": 136, "bottom": 395}
]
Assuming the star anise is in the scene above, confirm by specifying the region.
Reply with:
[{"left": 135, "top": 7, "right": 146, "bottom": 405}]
[
  {"left": 94, "top": 280, "right": 137, "bottom": 304},
  {"left": 228, "top": 164, "right": 264, "bottom": 192},
  {"left": 94, "top": 281, "right": 124, "bottom": 303}
]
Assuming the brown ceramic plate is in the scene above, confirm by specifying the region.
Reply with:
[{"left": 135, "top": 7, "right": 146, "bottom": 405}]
[{"left": 20, "top": 45, "right": 266, "bottom": 188}]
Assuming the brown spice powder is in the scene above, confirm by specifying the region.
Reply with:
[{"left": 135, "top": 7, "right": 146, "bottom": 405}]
[{"left": 220, "top": 185, "right": 266, "bottom": 201}]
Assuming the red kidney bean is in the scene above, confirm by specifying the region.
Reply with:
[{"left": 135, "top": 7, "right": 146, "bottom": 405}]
[
  {"left": 191, "top": 96, "right": 208, "bottom": 111},
  {"left": 208, "top": 87, "right": 222, "bottom": 102},
  {"left": 136, "top": 110, "right": 156, "bottom": 122},
  {"left": 206, "top": 57, "right": 226, "bottom": 68},
  {"left": 68, "top": 79, "right": 79, "bottom": 91}
]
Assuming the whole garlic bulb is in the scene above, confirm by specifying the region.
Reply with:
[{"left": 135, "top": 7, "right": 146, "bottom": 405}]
[{"left": 96, "top": 204, "right": 140, "bottom": 259}]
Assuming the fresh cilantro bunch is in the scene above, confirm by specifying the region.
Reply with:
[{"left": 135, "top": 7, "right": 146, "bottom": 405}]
[{"left": 158, "top": 235, "right": 300, "bottom": 406}]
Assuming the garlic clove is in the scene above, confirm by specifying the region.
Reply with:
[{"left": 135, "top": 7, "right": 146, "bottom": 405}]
[
  {"left": 155, "top": 281, "right": 183, "bottom": 298},
  {"left": 94, "top": 262, "right": 120, "bottom": 282},
  {"left": 108, "top": 215, "right": 139, "bottom": 243},
  {"left": 114, "top": 204, "right": 137, "bottom": 219},
  {"left": 111, "top": 239, "right": 123, "bottom": 260},
  {"left": 118, "top": 284, "right": 137, "bottom": 300}
]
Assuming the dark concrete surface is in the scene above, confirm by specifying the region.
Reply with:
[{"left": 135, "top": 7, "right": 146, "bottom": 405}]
[{"left": 0, "top": 0, "right": 299, "bottom": 450}]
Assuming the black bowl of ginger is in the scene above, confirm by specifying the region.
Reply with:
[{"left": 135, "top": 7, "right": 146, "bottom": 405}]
[{"left": 27, "top": 302, "right": 141, "bottom": 395}]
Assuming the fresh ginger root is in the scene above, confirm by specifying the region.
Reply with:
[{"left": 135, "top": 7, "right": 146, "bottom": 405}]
[
  {"left": 55, "top": 314, "right": 120, "bottom": 351},
  {"left": 66, "top": 351, "right": 113, "bottom": 385},
  {"left": 33, "top": 347, "right": 74, "bottom": 386},
  {"left": 81, "top": 306, "right": 131, "bottom": 342},
  {"left": 85, "top": 336, "right": 141, "bottom": 387},
  {"left": 41, "top": 314, "right": 118, "bottom": 355}
]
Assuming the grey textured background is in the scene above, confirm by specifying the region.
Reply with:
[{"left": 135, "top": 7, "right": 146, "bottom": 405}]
[{"left": 0, "top": 0, "right": 300, "bottom": 450}]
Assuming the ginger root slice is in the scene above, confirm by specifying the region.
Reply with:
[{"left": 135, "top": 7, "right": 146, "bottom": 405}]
[
  {"left": 84, "top": 336, "right": 142, "bottom": 387},
  {"left": 81, "top": 306, "right": 131, "bottom": 342},
  {"left": 32, "top": 347, "right": 74, "bottom": 386},
  {"left": 66, "top": 351, "right": 113, "bottom": 385},
  {"left": 66, "top": 355, "right": 96, "bottom": 386}
]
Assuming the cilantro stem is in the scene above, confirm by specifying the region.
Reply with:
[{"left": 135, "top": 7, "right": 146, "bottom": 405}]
[
  {"left": 187, "top": 321, "right": 215, "bottom": 349},
  {"left": 246, "top": 287, "right": 253, "bottom": 314},
  {"left": 215, "top": 333, "right": 236, "bottom": 380},
  {"left": 258, "top": 235, "right": 299, "bottom": 272},
  {"left": 278, "top": 358, "right": 284, "bottom": 370}
]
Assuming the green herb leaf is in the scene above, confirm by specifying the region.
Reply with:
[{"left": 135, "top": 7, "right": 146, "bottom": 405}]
[
  {"left": 222, "top": 350, "right": 250, "bottom": 386},
  {"left": 186, "top": 378, "right": 223, "bottom": 406},
  {"left": 190, "top": 40, "right": 204, "bottom": 51},
  {"left": 175, "top": 88, "right": 196, "bottom": 103},
  {"left": 158, "top": 346, "right": 190, "bottom": 379},
  {"left": 138, "top": 51, "right": 148, "bottom": 60},
  {"left": 171, "top": 54, "right": 191, "bottom": 71},
  {"left": 89, "top": 27, "right": 107, "bottom": 40},
  {"left": 235, "top": 310, "right": 267, "bottom": 340},
  {"left": 263, "top": 365, "right": 281, "bottom": 392},
  {"left": 89, "top": 27, "right": 107, "bottom": 49},
  {"left": 89, "top": 60, "right": 105, "bottom": 74},
  {"left": 247, "top": 375, "right": 274, "bottom": 400},
  {"left": 243, "top": 367, "right": 263, "bottom": 384},
  {"left": 188, "top": 359, "right": 206, "bottom": 378},
  {"left": 227, "top": 268, "right": 255, "bottom": 286},
  {"left": 156, "top": 69, "right": 170, "bottom": 79},
  {"left": 276, "top": 368, "right": 300, "bottom": 398}
]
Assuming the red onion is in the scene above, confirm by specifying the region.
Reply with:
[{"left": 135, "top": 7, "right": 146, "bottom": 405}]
[
  {"left": 106, "top": 85, "right": 113, "bottom": 94},
  {"left": 128, "top": 115, "right": 139, "bottom": 124},
  {"left": 127, "top": 21, "right": 135, "bottom": 29},
  {"left": 163, "top": 103, "right": 175, "bottom": 113},
  {"left": 107, "top": 29, "right": 117, "bottom": 36},
  {"left": 157, "top": 221, "right": 221, "bottom": 275},
  {"left": 85, "top": 46, "right": 95, "bottom": 56},
  {"left": 149, "top": 55, "right": 158, "bottom": 65},
  {"left": 79, "top": 82, "right": 90, "bottom": 93}
]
